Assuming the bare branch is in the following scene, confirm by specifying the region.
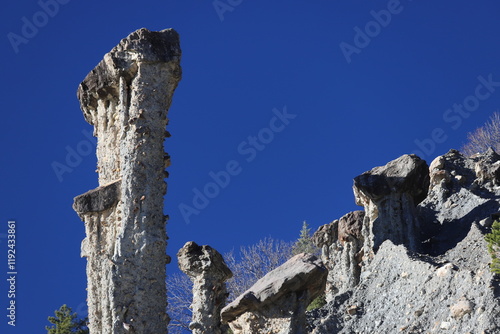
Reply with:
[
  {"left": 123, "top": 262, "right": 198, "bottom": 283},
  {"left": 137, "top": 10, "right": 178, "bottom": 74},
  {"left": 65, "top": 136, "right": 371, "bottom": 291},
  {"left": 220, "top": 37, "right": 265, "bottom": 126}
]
[
  {"left": 461, "top": 111, "right": 500, "bottom": 156},
  {"left": 167, "top": 237, "right": 293, "bottom": 332}
]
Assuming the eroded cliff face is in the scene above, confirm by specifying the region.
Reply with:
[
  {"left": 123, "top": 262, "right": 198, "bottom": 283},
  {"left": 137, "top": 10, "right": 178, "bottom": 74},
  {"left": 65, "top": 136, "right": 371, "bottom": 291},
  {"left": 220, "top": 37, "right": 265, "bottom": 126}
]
[
  {"left": 312, "top": 211, "right": 364, "bottom": 300},
  {"left": 73, "top": 28, "right": 181, "bottom": 334},
  {"left": 310, "top": 150, "right": 500, "bottom": 333}
]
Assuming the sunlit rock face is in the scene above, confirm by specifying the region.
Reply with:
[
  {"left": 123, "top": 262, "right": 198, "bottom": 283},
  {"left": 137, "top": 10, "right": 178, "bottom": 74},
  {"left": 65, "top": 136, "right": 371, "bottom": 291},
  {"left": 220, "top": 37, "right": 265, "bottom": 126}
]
[
  {"left": 309, "top": 150, "right": 500, "bottom": 333},
  {"left": 221, "top": 253, "right": 327, "bottom": 334},
  {"left": 313, "top": 211, "right": 364, "bottom": 301},
  {"left": 73, "top": 28, "right": 181, "bottom": 334},
  {"left": 177, "top": 241, "right": 232, "bottom": 334}
]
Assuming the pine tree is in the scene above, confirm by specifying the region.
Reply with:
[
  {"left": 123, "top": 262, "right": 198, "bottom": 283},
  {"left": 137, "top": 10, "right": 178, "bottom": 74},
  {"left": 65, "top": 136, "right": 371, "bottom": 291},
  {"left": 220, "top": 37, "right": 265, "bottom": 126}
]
[
  {"left": 307, "top": 294, "right": 326, "bottom": 311},
  {"left": 46, "top": 305, "right": 89, "bottom": 334},
  {"left": 486, "top": 220, "right": 500, "bottom": 274},
  {"left": 292, "top": 221, "right": 319, "bottom": 256}
]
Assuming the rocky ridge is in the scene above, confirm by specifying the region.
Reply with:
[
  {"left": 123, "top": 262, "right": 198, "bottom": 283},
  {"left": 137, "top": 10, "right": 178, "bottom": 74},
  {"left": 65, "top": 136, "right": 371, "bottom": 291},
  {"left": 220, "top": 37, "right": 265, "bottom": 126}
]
[
  {"left": 221, "top": 253, "right": 327, "bottom": 334},
  {"left": 309, "top": 149, "right": 500, "bottom": 333},
  {"left": 179, "top": 149, "right": 500, "bottom": 334}
]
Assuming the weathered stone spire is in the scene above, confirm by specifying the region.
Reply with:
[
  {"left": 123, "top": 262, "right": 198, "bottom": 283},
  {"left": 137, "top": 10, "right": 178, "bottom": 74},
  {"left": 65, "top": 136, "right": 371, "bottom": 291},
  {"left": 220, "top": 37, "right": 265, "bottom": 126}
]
[
  {"left": 177, "top": 242, "right": 233, "bottom": 334},
  {"left": 73, "top": 28, "right": 181, "bottom": 333},
  {"left": 353, "top": 154, "right": 429, "bottom": 260}
]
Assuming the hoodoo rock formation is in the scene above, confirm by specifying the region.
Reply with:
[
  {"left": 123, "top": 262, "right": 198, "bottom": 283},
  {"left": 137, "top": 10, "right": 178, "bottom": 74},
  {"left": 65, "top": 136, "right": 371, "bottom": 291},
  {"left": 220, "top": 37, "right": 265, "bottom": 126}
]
[
  {"left": 73, "top": 28, "right": 181, "bottom": 334},
  {"left": 309, "top": 150, "right": 500, "bottom": 333},
  {"left": 177, "top": 242, "right": 233, "bottom": 334},
  {"left": 70, "top": 29, "right": 500, "bottom": 334},
  {"left": 353, "top": 154, "right": 429, "bottom": 258}
]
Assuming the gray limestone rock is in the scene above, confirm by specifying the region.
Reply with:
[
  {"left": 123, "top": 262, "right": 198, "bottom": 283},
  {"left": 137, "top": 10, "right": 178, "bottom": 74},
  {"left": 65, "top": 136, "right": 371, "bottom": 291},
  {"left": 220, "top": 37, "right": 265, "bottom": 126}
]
[
  {"left": 313, "top": 211, "right": 364, "bottom": 300},
  {"left": 354, "top": 154, "right": 429, "bottom": 257},
  {"left": 353, "top": 154, "right": 429, "bottom": 205},
  {"left": 309, "top": 150, "right": 500, "bottom": 333},
  {"left": 73, "top": 28, "right": 181, "bottom": 334},
  {"left": 221, "top": 253, "right": 327, "bottom": 334},
  {"left": 310, "top": 225, "right": 500, "bottom": 334},
  {"left": 419, "top": 149, "right": 500, "bottom": 256},
  {"left": 73, "top": 180, "right": 121, "bottom": 215},
  {"left": 177, "top": 242, "right": 232, "bottom": 334}
]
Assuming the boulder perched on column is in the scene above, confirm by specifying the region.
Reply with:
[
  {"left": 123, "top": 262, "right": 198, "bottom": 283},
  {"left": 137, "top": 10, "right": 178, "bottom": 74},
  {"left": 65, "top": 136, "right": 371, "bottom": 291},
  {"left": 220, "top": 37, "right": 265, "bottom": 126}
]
[
  {"left": 73, "top": 28, "right": 181, "bottom": 333},
  {"left": 353, "top": 154, "right": 429, "bottom": 260},
  {"left": 177, "top": 242, "right": 233, "bottom": 334}
]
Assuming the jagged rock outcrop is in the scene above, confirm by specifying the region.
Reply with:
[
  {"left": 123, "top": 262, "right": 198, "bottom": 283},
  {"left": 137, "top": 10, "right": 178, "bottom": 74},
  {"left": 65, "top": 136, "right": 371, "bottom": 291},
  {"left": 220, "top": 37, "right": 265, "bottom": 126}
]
[
  {"left": 73, "top": 28, "right": 181, "bottom": 334},
  {"left": 221, "top": 253, "right": 327, "bottom": 334},
  {"left": 310, "top": 225, "right": 500, "bottom": 333},
  {"left": 313, "top": 211, "right": 364, "bottom": 300},
  {"left": 354, "top": 154, "right": 429, "bottom": 259},
  {"left": 177, "top": 242, "right": 232, "bottom": 334},
  {"left": 308, "top": 150, "right": 500, "bottom": 333},
  {"left": 419, "top": 149, "right": 500, "bottom": 255}
]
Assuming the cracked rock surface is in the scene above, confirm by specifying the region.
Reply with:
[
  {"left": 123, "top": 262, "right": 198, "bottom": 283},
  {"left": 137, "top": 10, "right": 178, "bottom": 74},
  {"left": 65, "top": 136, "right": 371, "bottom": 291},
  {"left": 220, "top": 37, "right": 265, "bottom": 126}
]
[{"left": 309, "top": 150, "right": 500, "bottom": 334}]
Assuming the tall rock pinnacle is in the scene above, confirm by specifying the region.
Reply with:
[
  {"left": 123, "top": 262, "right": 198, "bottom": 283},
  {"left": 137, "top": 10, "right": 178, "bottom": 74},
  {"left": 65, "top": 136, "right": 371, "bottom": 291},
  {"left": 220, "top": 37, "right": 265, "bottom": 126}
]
[{"left": 73, "top": 28, "right": 181, "bottom": 333}]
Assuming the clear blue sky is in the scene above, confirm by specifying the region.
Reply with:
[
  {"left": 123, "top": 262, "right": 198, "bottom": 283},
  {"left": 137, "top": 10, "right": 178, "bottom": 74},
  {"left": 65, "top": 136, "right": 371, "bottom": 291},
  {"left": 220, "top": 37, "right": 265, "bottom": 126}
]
[{"left": 2, "top": 1, "right": 500, "bottom": 332}]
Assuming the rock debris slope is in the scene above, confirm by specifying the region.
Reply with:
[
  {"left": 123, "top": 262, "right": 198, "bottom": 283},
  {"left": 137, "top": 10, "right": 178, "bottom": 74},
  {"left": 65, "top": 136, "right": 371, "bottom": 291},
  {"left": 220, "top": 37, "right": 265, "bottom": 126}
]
[{"left": 310, "top": 150, "right": 500, "bottom": 333}]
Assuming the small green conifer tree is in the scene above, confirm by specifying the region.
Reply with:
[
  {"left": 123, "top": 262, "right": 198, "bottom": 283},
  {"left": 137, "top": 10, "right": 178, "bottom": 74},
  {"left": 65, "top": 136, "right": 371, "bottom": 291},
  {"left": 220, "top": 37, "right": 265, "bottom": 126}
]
[
  {"left": 307, "top": 294, "right": 327, "bottom": 311},
  {"left": 46, "top": 304, "right": 88, "bottom": 334},
  {"left": 485, "top": 220, "right": 500, "bottom": 274},
  {"left": 292, "top": 221, "right": 319, "bottom": 256}
]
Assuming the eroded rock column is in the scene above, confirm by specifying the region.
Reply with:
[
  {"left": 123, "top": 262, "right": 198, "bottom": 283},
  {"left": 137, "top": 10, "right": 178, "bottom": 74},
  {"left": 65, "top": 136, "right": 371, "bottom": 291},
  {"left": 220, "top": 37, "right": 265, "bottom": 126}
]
[
  {"left": 353, "top": 154, "right": 429, "bottom": 260},
  {"left": 313, "top": 211, "right": 364, "bottom": 300},
  {"left": 73, "top": 28, "right": 181, "bottom": 333},
  {"left": 177, "top": 242, "right": 233, "bottom": 334}
]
